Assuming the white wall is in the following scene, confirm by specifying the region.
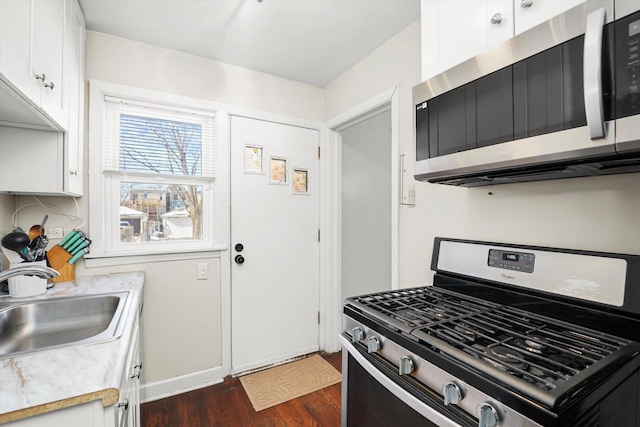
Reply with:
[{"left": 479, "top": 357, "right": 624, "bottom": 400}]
[
  {"left": 341, "top": 109, "right": 392, "bottom": 298},
  {"left": 7, "top": 31, "right": 326, "bottom": 392},
  {"left": 325, "top": 19, "right": 640, "bottom": 291},
  {"left": 85, "top": 32, "right": 325, "bottom": 122}
]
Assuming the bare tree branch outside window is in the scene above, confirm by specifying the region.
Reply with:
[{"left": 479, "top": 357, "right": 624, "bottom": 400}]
[{"left": 119, "top": 115, "right": 204, "bottom": 240}]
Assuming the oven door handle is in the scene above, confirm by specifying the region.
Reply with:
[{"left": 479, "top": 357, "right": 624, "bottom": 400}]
[{"left": 339, "top": 335, "right": 465, "bottom": 427}]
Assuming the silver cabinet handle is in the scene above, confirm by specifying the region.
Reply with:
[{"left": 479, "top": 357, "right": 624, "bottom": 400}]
[
  {"left": 520, "top": 0, "right": 533, "bottom": 8},
  {"left": 35, "top": 73, "right": 46, "bottom": 82},
  {"left": 583, "top": 8, "right": 607, "bottom": 140},
  {"left": 44, "top": 81, "right": 54, "bottom": 90},
  {"left": 117, "top": 398, "right": 130, "bottom": 427},
  {"left": 490, "top": 13, "right": 502, "bottom": 25},
  {"left": 131, "top": 363, "right": 143, "bottom": 379},
  {"left": 70, "top": 170, "right": 78, "bottom": 176}
]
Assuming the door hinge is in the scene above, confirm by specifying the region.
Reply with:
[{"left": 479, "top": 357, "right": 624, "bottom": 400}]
[
  {"left": 317, "top": 229, "right": 320, "bottom": 242},
  {"left": 317, "top": 311, "right": 320, "bottom": 325},
  {"left": 317, "top": 146, "right": 320, "bottom": 159}
]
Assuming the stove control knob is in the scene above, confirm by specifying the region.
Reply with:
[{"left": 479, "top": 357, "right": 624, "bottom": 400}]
[
  {"left": 476, "top": 402, "right": 501, "bottom": 427},
  {"left": 398, "top": 356, "right": 415, "bottom": 375},
  {"left": 442, "top": 382, "right": 464, "bottom": 406},
  {"left": 351, "top": 327, "right": 364, "bottom": 343},
  {"left": 366, "top": 336, "right": 381, "bottom": 353}
]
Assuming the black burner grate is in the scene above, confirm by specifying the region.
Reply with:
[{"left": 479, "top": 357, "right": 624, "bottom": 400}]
[{"left": 349, "top": 286, "right": 634, "bottom": 403}]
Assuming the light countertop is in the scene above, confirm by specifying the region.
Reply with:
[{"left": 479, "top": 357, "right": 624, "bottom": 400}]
[{"left": 0, "top": 271, "right": 144, "bottom": 424}]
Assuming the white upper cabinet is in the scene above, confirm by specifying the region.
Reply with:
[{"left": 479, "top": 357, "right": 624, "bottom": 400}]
[
  {"left": 0, "top": 0, "right": 85, "bottom": 196},
  {"left": 0, "top": 0, "right": 68, "bottom": 131},
  {"left": 421, "top": 0, "right": 514, "bottom": 80},
  {"left": 31, "top": 0, "right": 66, "bottom": 127},
  {"left": 420, "top": 0, "right": 587, "bottom": 81},
  {"left": 64, "top": 0, "right": 86, "bottom": 196},
  {"left": 514, "top": 0, "right": 586, "bottom": 35},
  {"left": 0, "top": 0, "right": 37, "bottom": 103}
]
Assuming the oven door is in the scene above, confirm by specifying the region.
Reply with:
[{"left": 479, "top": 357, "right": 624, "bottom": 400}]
[{"left": 339, "top": 335, "right": 475, "bottom": 427}]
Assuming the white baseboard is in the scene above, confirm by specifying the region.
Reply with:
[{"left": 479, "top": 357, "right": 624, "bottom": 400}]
[{"left": 141, "top": 366, "right": 224, "bottom": 403}]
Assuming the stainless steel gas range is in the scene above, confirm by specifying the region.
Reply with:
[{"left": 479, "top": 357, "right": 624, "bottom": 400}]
[{"left": 340, "top": 238, "right": 640, "bottom": 427}]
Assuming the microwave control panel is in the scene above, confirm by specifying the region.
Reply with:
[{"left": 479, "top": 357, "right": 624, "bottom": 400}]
[
  {"left": 488, "top": 249, "right": 535, "bottom": 273},
  {"left": 617, "top": 10, "right": 640, "bottom": 117}
]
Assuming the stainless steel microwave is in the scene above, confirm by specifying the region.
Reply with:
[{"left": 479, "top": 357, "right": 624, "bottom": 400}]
[{"left": 413, "top": 0, "right": 640, "bottom": 186}]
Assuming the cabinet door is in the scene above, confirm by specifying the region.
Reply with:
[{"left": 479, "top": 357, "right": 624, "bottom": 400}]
[
  {"left": 64, "top": 0, "right": 85, "bottom": 196},
  {"left": 0, "top": 0, "right": 37, "bottom": 100},
  {"left": 487, "top": 0, "right": 515, "bottom": 48},
  {"left": 32, "top": 0, "right": 66, "bottom": 127},
  {"left": 109, "top": 313, "right": 140, "bottom": 427},
  {"left": 421, "top": 1, "right": 514, "bottom": 80},
  {"left": 515, "top": 0, "right": 587, "bottom": 35}
]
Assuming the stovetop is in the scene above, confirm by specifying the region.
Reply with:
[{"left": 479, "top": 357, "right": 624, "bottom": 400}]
[{"left": 346, "top": 285, "right": 640, "bottom": 408}]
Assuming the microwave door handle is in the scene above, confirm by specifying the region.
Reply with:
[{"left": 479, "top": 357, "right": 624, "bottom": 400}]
[{"left": 583, "top": 8, "right": 606, "bottom": 140}]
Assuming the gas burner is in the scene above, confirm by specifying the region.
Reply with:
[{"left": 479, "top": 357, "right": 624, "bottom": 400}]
[
  {"left": 483, "top": 345, "right": 529, "bottom": 373},
  {"left": 425, "top": 305, "right": 448, "bottom": 317},
  {"left": 488, "top": 345, "right": 524, "bottom": 362},
  {"left": 513, "top": 337, "right": 548, "bottom": 355},
  {"left": 519, "top": 333, "right": 552, "bottom": 353}
]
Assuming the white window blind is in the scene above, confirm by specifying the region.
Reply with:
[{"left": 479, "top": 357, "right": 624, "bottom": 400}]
[{"left": 103, "top": 96, "right": 215, "bottom": 178}]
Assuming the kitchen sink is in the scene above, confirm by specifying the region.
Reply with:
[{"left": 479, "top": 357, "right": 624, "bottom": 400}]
[{"left": 0, "top": 291, "right": 132, "bottom": 359}]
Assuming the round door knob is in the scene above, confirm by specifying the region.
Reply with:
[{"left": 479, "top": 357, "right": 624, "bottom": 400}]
[
  {"left": 234, "top": 255, "right": 245, "bottom": 264},
  {"left": 442, "top": 382, "right": 464, "bottom": 406},
  {"left": 366, "top": 336, "right": 381, "bottom": 353},
  {"left": 490, "top": 13, "right": 502, "bottom": 25},
  {"left": 235, "top": 243, "right": 244, "bottom": 252},
  {"left": 477, "top": 402, "right": 500, "bottom": 427}
]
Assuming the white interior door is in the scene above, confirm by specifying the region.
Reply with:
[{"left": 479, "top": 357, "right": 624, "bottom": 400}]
[{"left": 230, "top": 115, "right": 320, "bottom": 374}]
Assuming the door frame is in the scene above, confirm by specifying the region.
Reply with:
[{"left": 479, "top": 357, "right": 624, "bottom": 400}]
[
  {"left": 320, "top": 87, "right": 400, "bottom": 353},
  {"left": 221, "top": 109, "right": 324, "bottom": 377}
]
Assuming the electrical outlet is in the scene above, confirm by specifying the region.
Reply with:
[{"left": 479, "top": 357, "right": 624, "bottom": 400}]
[
  {"left": 48, "top": 226, "right": 65, "bottom": 239},
  {"left": 197, "top": 262, "right": 209, "bottom": 280}
]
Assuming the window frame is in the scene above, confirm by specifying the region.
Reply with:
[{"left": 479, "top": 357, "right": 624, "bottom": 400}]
[{"left": 88, "top": 80, "right": 226, "bottom": 260}]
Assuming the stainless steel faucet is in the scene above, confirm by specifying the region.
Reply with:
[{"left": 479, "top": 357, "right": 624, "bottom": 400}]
[{"left": 0, "top": 264, "right": 60, "bottom": 282}]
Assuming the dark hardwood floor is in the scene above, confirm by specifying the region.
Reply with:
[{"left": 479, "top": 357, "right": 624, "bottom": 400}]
[{"left": 142, "top": 351, "right": 342, "bottom": 427}]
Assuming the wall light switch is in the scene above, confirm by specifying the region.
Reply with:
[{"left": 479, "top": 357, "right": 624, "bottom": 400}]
[{"left": 197, "top": 262, "right": 209, "bottom": 280}]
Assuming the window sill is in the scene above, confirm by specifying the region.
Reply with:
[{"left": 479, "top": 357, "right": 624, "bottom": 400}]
[{"left": 84, "top": 246, "right": 228, "bottom": 268}]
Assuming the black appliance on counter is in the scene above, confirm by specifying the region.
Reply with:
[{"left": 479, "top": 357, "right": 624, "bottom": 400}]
[
  {"left": 340, "top": 238, "right": 640, "bottom": 426},
  {"left": 413, "top": 0, "right": 640, "bottom": 186}
]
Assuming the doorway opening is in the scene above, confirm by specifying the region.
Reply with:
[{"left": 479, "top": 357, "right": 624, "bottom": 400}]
[{"left": 321, "top": 87, "right": 399, "bottom": 352}]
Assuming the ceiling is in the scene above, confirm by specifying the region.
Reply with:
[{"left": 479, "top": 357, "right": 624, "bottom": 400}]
[{"left": 78, "top": 0, "right": 420, "bottom": 88}]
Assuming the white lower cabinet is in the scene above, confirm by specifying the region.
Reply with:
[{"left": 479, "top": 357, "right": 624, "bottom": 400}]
[
  {"left": 111, "top": 313, "right": 142, "bottom": 427},
  {"left": 5, "top": 314, "right": 142, "bottom": 427}
]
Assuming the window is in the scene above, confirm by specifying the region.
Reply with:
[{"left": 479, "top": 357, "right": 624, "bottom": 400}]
[{"left": 89, "top": 81, "right": 220, "bottom": 258}]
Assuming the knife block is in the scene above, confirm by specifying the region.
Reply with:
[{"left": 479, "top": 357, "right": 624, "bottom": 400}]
[
  {"left": 46, "top": 246, "right": 76, "bottom": 283},
  {"left": 50, "top": 262, "right": 75, "bottom": 283}
]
